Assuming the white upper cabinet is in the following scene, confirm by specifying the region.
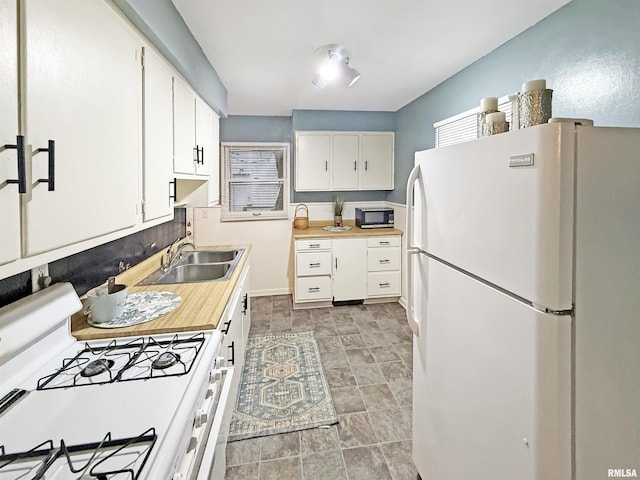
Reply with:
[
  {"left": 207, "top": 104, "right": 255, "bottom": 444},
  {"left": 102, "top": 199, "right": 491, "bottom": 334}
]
[
  {"left": 332, "top": 134, "right": 359, "bottom": 190},
  {"left": 173, "top": 77, "right": 213, "bottom": 178},
  {"left": 0, "top": 0, "right": 20, "bottom": 266},
  {"left": 173, "top": 75, "right": 198, "bottom": 175},
  {"left": 360, "top": 133, "right": 394, "bottom": 190},
  {"left": 208, "top": 110, "right": 220, "bottom": 205},
  {"left": 142, "top": 47, "right": 174, "bottom": 222},
  {"left": 195, "top": 96, "right": 213, "bottom": 177},
  {"left": 23, "top": 0, "right": 140, "bottom": 256},
  {"left": 295, "top": 132, "right": 331, "bottom": 191},
  {"left": 295, "top": 131, "right": 394, "bottom": 191}
]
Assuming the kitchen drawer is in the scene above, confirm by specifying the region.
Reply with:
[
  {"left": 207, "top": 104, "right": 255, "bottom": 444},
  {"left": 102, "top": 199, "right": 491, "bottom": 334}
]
[
  {"left": 296, "top": 239, "right": 332, "bottom": 251},
  {"left": 367, "top": 271, "right": 401, "bottom": 297},
  {"left": 367, "top": 236, "right": 401, "bottom": 248},
  {"left": 296, "top": 276, "right": 332, "bottom": 302},
  {"left": 367, "top": 247, "right": 401, "bottom": 272},
  {"left": 296, "top": 251, "right": 332, "bottom": 276}
]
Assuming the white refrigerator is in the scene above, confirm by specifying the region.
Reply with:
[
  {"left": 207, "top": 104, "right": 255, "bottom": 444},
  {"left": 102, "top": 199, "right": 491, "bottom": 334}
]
[{"left": 406, "top": 120, "right": 640, "bottom": 480}]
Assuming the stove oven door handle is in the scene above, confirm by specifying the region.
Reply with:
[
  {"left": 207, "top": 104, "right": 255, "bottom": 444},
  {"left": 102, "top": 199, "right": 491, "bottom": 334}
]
[{"left": 193, "top": 366, "right": 235, "bottom": 480}]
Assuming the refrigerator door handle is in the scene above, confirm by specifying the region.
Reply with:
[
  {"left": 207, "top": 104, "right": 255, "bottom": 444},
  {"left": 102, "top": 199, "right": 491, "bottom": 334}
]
[{"left": 405, "top": 163, "right": 422, "bottom": 336}]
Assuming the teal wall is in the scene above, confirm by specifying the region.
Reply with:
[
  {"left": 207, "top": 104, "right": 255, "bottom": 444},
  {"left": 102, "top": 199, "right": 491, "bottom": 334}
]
[
  {"left": 391, "top": 0, "right": 640, "bottom": 203},
  {"left": 113, "top": 0, "right": 228, "bottom": 116}
]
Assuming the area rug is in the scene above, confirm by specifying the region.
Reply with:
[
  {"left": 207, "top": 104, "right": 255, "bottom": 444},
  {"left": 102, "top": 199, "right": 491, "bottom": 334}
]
[{"left": 228, "top": 330, "right": 338, "bottom": 442}]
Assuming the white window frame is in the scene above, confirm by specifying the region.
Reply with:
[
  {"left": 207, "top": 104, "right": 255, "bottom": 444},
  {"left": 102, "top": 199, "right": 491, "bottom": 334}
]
[
  {"left": 220, "top": 142, "right": 290, "bottom": 222},
  {"left": 434, "top": 93, "right": 515, "bottom": 148}
]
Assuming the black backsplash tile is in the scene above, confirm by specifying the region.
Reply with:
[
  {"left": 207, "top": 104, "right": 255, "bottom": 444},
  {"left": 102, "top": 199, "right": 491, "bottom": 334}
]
[
  {"left": 0, "top": 271, "right": 32, "bottom": 308},
  {"left": 0, "top": 209, "right": 186, "bottom": 308}
]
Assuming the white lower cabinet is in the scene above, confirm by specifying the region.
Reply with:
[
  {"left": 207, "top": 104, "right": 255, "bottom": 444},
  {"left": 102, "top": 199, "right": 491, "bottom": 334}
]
[
  {"left": 333, "top": 238, "right": 367, "bottom": 302},
  {"left": 295, "top": 276, "right": 333, "bottom": 302},
  {"left": 294, "top": 240, "right": 332, "bottom": 303},
  {"left": 367, "top": 236, "right": 401, "bottom": 297},
  {"left": 294, "top": 235, "right": 401, "bottom": 305},
  {"left": 220, "top": 262, "right": 251, "bottom": 371}
]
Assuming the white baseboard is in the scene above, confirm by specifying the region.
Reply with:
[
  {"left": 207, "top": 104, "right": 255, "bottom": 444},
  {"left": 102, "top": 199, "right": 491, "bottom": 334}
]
[
  {"left": 398, "top": 296, "right": 407, "bottom": 310},
  {"left": 251, "top": 288, "right": 292, "bottom": 297}
]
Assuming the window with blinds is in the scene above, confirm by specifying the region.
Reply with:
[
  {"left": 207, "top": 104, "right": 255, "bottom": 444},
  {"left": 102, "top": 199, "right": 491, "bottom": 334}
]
[
  {"left": 220, "top": 142, "right": 289, "bottom": 221},
  {"left": 434, "top": 94, "right": 514, "bottom": 148}
]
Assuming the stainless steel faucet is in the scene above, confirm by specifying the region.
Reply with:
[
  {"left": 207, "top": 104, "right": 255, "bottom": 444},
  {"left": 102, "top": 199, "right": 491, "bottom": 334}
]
[{"left": 161, "top": 240, "right": 196, "bottom": 271}]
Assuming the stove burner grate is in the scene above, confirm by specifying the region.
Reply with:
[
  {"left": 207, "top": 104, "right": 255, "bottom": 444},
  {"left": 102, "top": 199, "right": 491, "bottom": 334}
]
[
  {"left": 80, "top": 359, "right": 115, "bottom": 378},
  {"left": 152, "top": 352, "right": 181, "bottom": 370},
  {"left": 36, "top": 332, "right": 206, "bottom": 390},
  {"left": 0, "top": 428, "right": 157, "bottom": 480}
]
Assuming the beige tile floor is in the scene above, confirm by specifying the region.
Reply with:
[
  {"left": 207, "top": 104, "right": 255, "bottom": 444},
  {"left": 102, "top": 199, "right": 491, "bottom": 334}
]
[{"left": 225, "top": 295, "right": 418, "bottom": 480}]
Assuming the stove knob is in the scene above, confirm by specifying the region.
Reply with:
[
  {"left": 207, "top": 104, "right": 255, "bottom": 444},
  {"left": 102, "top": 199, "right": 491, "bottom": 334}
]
[{"left": 194, "top": 409, "right": 208, "bottom": 428}]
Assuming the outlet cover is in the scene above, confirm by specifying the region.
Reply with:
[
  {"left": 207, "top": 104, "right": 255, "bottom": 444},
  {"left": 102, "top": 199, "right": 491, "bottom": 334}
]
[{"left": 31, "top": 264, "right": 49, "bottom": 292}]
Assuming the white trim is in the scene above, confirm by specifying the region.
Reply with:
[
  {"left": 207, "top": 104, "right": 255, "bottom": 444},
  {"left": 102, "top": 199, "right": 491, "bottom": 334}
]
[{"left": 251, "top": 287, "right": 292, "bottom": 297}]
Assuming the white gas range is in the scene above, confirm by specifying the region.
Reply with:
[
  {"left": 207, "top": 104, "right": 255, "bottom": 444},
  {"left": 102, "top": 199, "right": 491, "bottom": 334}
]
[{"left": 0, "top": 283, "right": 234, "bottom": 480}]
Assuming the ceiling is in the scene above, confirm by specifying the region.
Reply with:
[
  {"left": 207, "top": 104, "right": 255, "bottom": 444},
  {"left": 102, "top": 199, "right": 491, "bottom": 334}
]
[{"left": 172, "top": 0, "right": 571, "bottom": 116}]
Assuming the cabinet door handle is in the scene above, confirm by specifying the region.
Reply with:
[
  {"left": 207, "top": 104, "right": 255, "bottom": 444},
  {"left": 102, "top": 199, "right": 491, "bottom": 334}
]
[
  {"left": 242, "top": 293, "right": 249, "bottom": 314},
  {"left": 34, "top": 140, "right": 55, "bottom": 191},
  {"left": 198, "top": 146, "right": 204, "bottom": 164},
  {"left": 365, "top": 160, "right": 368, "bottom": 171},
  {"left": 335, "top": 258, "right": 338, "bottom": 269},
  {"left": 379, "top": 259, "right": 390, "bottom": 264},
  {"left": 309, "top": 262, "right": 321, "bottom": 268},
  {"left": 228, "top": 341, "right": 235, "bottom": 365},
  {"left": 169, "top": 177, "right": 177, "bottom": 201},
  {"left": 193, "top": 145, "right": 199, "bottom": 162},
  {"left": 325, "top": 161, "right": 328, "bottom": 171},
  {"left": 4, "top": 135, "right": 26, "bottom": 193},
  {"left": 308, "top": 287, "right": 320, "bottom": 292},
  {"left": 379, "top": 282, "right": 390, "bottom": 287},
  {"left": 354, "top": 161, "right": 357, "bottom": 171},
  {"left": 221, "top": 320, "right": 231, "bottom": 335}
]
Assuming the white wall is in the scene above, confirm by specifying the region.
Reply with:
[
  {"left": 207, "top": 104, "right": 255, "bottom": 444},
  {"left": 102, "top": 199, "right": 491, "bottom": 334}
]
[{"left": 188, "top": 201, "right": 405, "bottom": 301}]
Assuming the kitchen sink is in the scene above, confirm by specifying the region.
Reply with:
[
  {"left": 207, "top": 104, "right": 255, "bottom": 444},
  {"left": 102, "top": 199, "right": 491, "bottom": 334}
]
[
  {"left": 178, "top": 249, "right": 240, "bottom": 265},
  {"left": 136, "top": 248, "right": 245, "bottom": 285},
  {"left": 152, "top": 264, "right": 231, "bottom": 284}
]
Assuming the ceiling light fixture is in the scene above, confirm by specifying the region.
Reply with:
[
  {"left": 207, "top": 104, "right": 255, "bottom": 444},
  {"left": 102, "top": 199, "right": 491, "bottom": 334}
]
[{"left": 312, "top": 45, "right": 360, "bottom": 89}]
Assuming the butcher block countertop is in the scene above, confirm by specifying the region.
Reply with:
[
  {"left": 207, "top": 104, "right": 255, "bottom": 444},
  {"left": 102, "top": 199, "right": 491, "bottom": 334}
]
[
  {"left": 292, "top": 220, "right": 403, "bottom": 239},
  {"left": 71, "top": 244, "right": 251, "bottom": 341}
]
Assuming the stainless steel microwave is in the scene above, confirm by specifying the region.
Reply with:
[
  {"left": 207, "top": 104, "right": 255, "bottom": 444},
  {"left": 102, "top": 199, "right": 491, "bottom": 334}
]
[{"left": 355, "top": 207, "right": 394, "bottom": 229}]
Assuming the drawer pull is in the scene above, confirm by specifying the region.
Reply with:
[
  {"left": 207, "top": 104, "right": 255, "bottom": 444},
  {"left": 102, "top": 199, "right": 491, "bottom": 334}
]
[
  {"left": 34, "top": 140, "right": 56, "bottom": 191},
  {"left": 379, "top": 241, "right": 390, "bottom": 245},
  {"left": 379, "top": 259, "right": 390, "bottom": 264},
  {"left": 221, "top": 320, "right": 231, "bottom": 335},
  {"left": 308, "top": 287, "right": 320, "bottom": 292},
  {"left": 309, "top": 244, "right": 320, "bottom": 248},
  {"left": 309, "top": 263, "right": 321, "bottom": 268},
  {"left": 379, "top": 282, "right": 391, "bottom": 287}
]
